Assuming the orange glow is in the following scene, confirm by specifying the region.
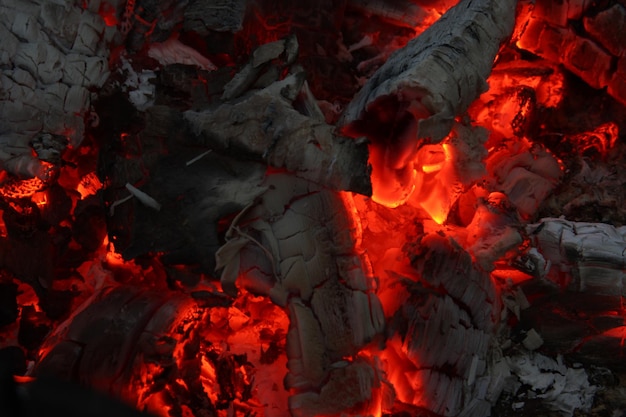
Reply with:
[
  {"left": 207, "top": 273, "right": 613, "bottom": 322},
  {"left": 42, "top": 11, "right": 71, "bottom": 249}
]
[
  {"left": 105, "top": 245, "right": 126, "bottom": 267},
  {"left": 16, "top": 281, "right": 42, "bottom": 313},
  {"left": 10, "top": 2, "right": 626, "bottom": 416},
  {"left": 31, "top": 190, "right": 48, "bottom": 207},
  {"left": 510, "top": 1, "right": 534, "bottom": 44},
  {"left": 368, "top": 127, "right": 464, "bottom": 224},
  {"left": 411, "top": 143, "right": 455, "bottom": 224},
  {"left": 369, "top": 141, "right": 418, "bottom": 208},
  {"left": 77, "top": 172, "right": 103, "bottom": 199},
  {"left": 0, "top": 177, "right": 46, "bottom": 199},
  {"left": 598, "top": 326, "right": 626, "bottom": 348},
  {"left": 98, "top": 2, "right": 118, "bottom": 27},
  {"left": 101, "top": 236, "right": 143, "bottom": 275},
  {"left": 491, "top": 267, "right": 534, "bottom": 285},
  {"left": 568, "top": 122, "right": 619, "bottom": 157},
  {"left": 0, "top": 212, "right": 6, "bottom": 238},
  {"left": 471, "top": 60, "right": 566, "bottom": 147},
  {"left": 373, "top": 335, "right": 429, "bottom": 411},
  {"left": 13, "top": 375, "right": 35, "bottom": 383},
  {"left": 536, "top": 70, "right": 564, "bottom": 108}
]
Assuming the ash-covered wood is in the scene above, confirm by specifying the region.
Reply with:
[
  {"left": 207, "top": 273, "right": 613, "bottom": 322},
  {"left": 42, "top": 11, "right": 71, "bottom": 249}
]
[
  {"left": 517, "top": 1, "right": 626, "bottom": 105},
  {"left": 519, "top": 218, "right": 626, "bottom": 369},
  {"left": 347, "top": 0, "right": 430, "bottom": 29},
  {"left": 185, "top": 73, "right": 372, "bottom": 195},
  {"left": 220, "top": 36, "right": 298, "bottom": 101},
  {"left": 183, "top": 0, "right": 247, "bottom": 34},
  {"left": 0, "top": 0, "right": 115, "bottom": 178},
  {"left": 215, "top": 173, "right": 385, "bottom": 416},
  {"left": 395, "top": 233, "right": 502, "bottom": 416},
  {"left": 498, "top": 351, "right": 596, "bottom": 415},
  {"left": 340, "top": 0, "right": 517, "bottom": 143},
  {"left": 289, "top": 358, "right": 387, "bottom": 417}
]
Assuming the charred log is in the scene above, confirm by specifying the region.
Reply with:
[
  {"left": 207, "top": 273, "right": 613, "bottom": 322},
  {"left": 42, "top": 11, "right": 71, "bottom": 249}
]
[
  {"left": 339, "top": 0, "right": 517, "bottom": 204},
  {"left": 183, "top": 0, "right": 247, "bottom": 35},
  {"left": 520, "top": 218, "right": 626, "bottom": 369},
  {"left": 0, "top": 0, "right": 114, "bottom": 178},
  {"left": 216, "top": 173, "right": 385, "bottom": 415},
  {"left": 396, "top": 233, "right": 501, "bottom": 416},
  {"left": 33, "top": 285, "right": 257, "bottom": 416},
  {"left": 185, "top": 72, "right": 372, "bottom": 195}
]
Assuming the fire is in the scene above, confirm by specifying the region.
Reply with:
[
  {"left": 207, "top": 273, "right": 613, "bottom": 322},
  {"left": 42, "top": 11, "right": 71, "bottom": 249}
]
[
  {"left": 2, "top": 0, "right": 626, "bottom": 416},
  {"left": 77, "top": 172, "right": 103, "bottom": 199}
]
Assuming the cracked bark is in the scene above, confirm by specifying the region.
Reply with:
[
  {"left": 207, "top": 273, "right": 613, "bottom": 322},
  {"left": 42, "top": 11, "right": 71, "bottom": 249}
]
[
  {"left": 185, "top": 72, "right": 372, "bottom": 195},
  {"left": 340, "top": 0, "right": 517, "bottom": 143}
]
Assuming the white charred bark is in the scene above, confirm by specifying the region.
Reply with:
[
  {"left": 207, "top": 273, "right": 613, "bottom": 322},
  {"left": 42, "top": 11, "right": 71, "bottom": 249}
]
[
  {"left": 398, "top": 233, "right": 502, "bottom": 416},
  {"left": 0, "top": 0, "right": 116, "bottom": 178},
  {"left": 215, "top": 173, "right": 385, "bottom": 416},
  {"left": 185, "top": 73, "right": 372, "bottom": 195},
  {"left": 340, "top": 0, "right": 518, "bottom": 143},
  {"left": 516, "top": 219, "right": 626, "bottom": 371}
]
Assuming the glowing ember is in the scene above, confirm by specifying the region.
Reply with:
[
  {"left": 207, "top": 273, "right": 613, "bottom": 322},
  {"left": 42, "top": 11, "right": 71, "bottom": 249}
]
[{"left": 2, "top": 1, "right": 626, "bottom": 416}]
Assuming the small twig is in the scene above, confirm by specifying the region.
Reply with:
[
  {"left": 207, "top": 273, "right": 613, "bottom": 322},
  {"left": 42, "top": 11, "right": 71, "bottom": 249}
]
[
  {"left": 109, "top": 194, "right": 133, "bottom": 216},
  {"left": 225, "top": 200, "right": 256, "bottom": 240},
  {"left": 186, "top": 149, "right": 212, "bottom": 166},
  {"left": 125, "top": 182, "right": 162, "bottom": 211},
  {"left": 231, "top": 225, "right": 279, "bottom": 279}
]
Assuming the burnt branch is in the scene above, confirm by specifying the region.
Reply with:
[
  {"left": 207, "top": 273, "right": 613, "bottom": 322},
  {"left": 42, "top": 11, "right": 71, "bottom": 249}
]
[
  {"left": 340, "top": 0, "right": 517, "bottom": 141},
  {"left": 185, "top": 73, "right": 372, "bottom": 195}
]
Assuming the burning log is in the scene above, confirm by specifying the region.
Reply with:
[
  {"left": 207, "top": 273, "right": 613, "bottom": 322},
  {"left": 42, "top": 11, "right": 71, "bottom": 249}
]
[
  {"left": 341, "top": 0, "right": 518, "bottom": 139},
  {"left": 32, "top": 284, "right": 286, "bottom": 416},
  {"left": 216, "top": 173, "right": 386, "bottom": 415},
  {"left": 34, "top": 286, "right": 212, "bottom": 404},
  {"left": 3, "top": 0, "right": 626, "bottom": 416},
  {"left": 518, "top": 218, "right": 626, "bottom": 369},
  {"left": 339, "top": 0, "right": 517, "bottom": 205},
  {"left": 516, "top": 0, "right": 626, "bottom": 106},
  {"left": 391, "top": 233, "right": 501, "bottom": 416}
]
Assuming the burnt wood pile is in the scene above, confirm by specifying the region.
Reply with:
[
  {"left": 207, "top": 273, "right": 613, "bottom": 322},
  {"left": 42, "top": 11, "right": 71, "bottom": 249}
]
[{"left": 1, "top": 1, "right": 626, "bottom": 417}]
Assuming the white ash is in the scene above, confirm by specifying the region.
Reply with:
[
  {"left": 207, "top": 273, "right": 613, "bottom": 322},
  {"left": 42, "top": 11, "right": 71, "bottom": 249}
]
[
  {"left": 341, "top": 0, "right": 518, "bottom": 142},
  {"left": 120, "top": 57, "right": 157, "bottom": 111},
  {"left": 528, "top": 218, "right": 626, "bottom": 295},
  {"left": 504, "top": 352, "right": 596, "bottom": 416},
  {"left": 0, "top": 0, "right": 116, "bottom": 178}
]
